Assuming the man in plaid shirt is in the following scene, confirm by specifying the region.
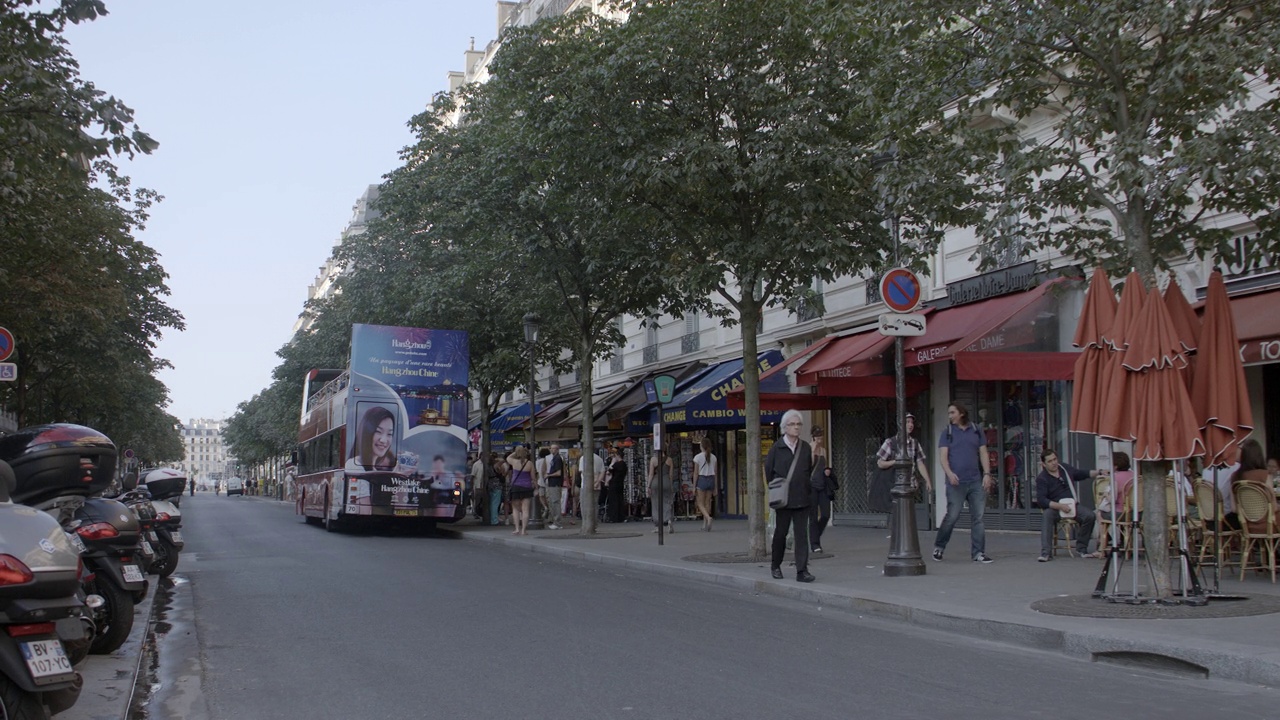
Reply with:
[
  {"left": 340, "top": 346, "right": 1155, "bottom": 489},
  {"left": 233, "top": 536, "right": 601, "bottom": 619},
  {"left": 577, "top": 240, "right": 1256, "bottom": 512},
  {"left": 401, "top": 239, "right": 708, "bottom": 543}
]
[{"left": 876, "top": 413, "right": 933, "bottom": 494}]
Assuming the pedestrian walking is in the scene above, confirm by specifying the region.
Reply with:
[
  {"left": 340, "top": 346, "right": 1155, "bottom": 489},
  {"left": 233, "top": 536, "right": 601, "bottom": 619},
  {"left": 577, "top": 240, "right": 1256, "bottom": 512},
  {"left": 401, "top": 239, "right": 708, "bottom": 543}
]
[
  {"left": 933, "top": 402, "right": 996, "bottom": 564},
  {"left": 692, "top": 438, "right": 717, "bottom": 531},
  {"left": 470, "top": 453, "right": 487, "bottom": 521},
  {"left": 809, "top": 426, "right": 838, "bottom": 553},
  {"left": 647, "top": 448, "right": 676, "bottom": 533},
  {"left": 544, "top": 444, "right": 565, "bottom": 530},
  {"left": 486, "top": 453, "right": 505, "bottom": 526},
  {"left": 765, "top": 410, "right": 819, "bottom": 582},
  {"left": 874, "top": 413, "right": 932, "bottom": 538},
  {"left": 605, "top": 447, "right": 627, "bottom": 523},
  {"left": 504, "top": 446, "right": 536, "bottom": 536}
]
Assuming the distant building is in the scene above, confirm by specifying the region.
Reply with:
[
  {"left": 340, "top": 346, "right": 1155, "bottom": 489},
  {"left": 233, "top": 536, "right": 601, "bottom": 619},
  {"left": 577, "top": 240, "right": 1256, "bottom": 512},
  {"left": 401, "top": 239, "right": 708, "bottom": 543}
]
[
  {"left": 178, "top": 418, "right": 236, "bottom": 487},
  {"left": 291, "top": 184, "right": 381, "bottom": 335}
]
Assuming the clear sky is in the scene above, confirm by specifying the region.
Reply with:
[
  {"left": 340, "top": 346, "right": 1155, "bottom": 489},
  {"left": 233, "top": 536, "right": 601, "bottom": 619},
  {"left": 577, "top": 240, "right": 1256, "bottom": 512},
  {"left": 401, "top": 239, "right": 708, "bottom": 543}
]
[{"left": 61, "top": 1, "right": 498, "bottom": 424}]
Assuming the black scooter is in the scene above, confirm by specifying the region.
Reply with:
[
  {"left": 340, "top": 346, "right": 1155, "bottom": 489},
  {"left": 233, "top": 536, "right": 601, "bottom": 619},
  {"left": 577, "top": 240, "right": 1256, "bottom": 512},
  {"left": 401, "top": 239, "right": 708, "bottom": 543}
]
[{"left": 69, "top": 497, "right": 147, "bottom": 654}]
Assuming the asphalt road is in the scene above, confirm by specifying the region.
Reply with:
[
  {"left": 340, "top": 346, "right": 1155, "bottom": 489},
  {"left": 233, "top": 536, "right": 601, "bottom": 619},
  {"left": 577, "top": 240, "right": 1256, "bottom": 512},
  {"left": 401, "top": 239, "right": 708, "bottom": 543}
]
[{"left": 146, "top": 494, "right": 1280, "bottom": 720}]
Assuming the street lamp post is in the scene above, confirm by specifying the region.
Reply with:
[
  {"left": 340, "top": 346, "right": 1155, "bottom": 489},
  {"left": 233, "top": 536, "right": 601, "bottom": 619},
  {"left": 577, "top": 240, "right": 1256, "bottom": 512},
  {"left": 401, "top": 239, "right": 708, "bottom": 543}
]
[
  {"left": 878, "top": 144, "right": 925, "bottom": 577},
  {"left": 523, "top": 313, "right": 544, "bottom": 531}
]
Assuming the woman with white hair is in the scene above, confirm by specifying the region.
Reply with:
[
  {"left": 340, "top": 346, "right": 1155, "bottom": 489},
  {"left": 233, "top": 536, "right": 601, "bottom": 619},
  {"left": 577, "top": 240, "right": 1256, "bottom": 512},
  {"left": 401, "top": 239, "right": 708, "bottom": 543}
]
[{"left": 763, "top": 409, "right": 820, "bottom": 582}]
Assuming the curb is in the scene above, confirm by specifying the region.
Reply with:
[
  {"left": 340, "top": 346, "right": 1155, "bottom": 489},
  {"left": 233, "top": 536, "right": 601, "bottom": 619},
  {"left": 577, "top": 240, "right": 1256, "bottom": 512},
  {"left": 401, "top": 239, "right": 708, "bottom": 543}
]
[{"left": 464, "top": 529, "right": 1280, "bottom": 689}]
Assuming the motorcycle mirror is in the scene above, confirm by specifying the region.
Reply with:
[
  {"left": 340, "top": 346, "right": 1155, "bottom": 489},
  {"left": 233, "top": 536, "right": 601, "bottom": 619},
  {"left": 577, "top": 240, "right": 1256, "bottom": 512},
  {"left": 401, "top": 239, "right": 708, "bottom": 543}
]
[
  {"left": 122, "top": 471, "right": 138, "bottom": 491},
  {"left": 0, "top": 459, "right": 13, "bottom": 502}
]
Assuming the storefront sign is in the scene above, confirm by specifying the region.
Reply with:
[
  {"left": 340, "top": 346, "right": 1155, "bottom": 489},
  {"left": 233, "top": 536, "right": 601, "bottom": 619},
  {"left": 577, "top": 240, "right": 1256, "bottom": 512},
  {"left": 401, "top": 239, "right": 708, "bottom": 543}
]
[
  {"left": 1243, "top": 338, "right": 1280, "bottom": 365},
  {"left": 946, "top": 261, "right": 1036, "bottom": 307}
]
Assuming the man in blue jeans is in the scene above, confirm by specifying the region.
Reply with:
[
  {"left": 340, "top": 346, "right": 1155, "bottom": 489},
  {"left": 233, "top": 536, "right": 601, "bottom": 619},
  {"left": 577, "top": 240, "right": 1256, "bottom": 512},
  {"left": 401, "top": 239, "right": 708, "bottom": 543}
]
[{"left": 934, "top": 402, "right": 996, "bottom": 563}]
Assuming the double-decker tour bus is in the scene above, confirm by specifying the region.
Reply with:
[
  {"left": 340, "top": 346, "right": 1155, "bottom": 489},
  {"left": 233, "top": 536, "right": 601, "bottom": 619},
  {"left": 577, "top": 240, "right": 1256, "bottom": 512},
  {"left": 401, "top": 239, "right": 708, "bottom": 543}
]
[{"left": 296, "top": 324, "right": 470, "bottom": 531}]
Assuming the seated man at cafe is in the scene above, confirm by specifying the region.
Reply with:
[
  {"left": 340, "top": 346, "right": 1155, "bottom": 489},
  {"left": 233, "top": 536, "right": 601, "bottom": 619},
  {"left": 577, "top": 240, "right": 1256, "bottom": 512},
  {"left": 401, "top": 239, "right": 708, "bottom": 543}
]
[{"left": 1035, "top": 449, "right": 1105, "bottom": 562}]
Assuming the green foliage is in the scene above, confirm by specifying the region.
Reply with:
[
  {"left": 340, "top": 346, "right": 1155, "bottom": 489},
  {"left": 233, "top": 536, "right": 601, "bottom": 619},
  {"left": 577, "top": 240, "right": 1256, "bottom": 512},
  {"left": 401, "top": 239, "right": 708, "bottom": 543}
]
[
  {"left": 891, "top": 0, "right": 1280, "bottom": 279},
  {"left": 0, "top": 1, "right": 180, "bottom": 460}
]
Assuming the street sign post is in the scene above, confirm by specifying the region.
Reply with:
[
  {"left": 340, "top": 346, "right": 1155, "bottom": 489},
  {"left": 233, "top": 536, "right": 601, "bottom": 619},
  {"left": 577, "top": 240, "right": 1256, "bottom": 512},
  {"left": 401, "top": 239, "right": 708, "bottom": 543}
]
[
  {"left": 878, "top": 313, "right": 927, "bottom": 337},
  {"left": 879, "top": 268, "right": 922, "bottom": 313},
  {"left": 0, "top": 327, "right": 14, "bottom": 362}
]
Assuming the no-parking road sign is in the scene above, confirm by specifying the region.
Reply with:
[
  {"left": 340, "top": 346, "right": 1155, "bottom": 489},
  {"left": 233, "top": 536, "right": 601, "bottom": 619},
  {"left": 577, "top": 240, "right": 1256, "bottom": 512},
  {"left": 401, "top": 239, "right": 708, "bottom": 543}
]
[
  {"left": 879, "top": 268, "right": 923, "bottom": 313},
  {"left": 0, "top": 327, "right": 13, "bottom": 362}
]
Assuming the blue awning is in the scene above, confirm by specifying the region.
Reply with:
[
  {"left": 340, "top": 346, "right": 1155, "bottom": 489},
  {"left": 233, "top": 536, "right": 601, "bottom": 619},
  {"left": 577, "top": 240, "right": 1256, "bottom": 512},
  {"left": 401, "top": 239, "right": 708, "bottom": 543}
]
[
  {"left": 488, "top": 402, "right": 540, "bottom": 432},
  {"left": 657, "top": 350, "right": 788, "bottom": 427}
]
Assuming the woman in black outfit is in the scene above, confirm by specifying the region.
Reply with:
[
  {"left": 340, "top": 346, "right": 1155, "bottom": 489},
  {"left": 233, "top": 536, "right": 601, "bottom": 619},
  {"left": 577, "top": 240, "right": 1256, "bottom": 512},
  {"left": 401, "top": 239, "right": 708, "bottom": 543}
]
[
  {"left": 764, "top": 409, "right": 820, "bottom": 582},
  {"left": 605, "top": 447, "right": 627, "bottom": 523}
]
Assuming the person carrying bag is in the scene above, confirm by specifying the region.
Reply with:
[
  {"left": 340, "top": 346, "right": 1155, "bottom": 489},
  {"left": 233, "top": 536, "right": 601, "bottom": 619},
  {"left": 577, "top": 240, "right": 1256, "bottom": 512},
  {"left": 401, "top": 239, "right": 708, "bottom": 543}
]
[{"left": 763, "top": 410, "right": 818, "bottom": 583}]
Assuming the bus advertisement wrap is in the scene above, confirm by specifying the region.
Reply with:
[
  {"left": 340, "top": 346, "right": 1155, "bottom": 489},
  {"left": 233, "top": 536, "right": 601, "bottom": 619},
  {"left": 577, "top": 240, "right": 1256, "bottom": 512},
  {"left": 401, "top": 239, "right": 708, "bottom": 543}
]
[{"left": 343, "top": 324, "right": 470, "bottom": 518}]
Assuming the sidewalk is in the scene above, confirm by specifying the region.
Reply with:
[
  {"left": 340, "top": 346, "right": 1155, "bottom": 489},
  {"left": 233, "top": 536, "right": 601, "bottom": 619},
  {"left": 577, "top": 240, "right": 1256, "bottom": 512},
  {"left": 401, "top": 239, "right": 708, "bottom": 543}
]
[{"left": 454, "top": 514, "right": 1280, "bottom": 688}]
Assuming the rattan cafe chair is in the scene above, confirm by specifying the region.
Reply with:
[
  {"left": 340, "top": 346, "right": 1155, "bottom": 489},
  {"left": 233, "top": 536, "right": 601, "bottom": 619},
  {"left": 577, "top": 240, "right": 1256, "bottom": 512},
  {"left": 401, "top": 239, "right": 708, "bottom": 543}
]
[
  {"left": 1234, "top": 482, "right": 1280, "bottom": 584},
  {"left": 1194, "top": 479, "right": 1240, "bottom": 570}
]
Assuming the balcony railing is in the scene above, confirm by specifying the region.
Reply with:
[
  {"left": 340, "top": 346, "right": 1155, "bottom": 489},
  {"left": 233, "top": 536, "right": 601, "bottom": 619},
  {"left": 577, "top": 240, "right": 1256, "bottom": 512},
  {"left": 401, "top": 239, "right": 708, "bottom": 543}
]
[
  {"left": 643, "top": 344, "right": 659, "bottom": 365},
  {"left": 610, "top": 354, "right": 624, "bottom": 374},
  {"left": 681, "top": 332, "right": 700, "bottom": 354}
]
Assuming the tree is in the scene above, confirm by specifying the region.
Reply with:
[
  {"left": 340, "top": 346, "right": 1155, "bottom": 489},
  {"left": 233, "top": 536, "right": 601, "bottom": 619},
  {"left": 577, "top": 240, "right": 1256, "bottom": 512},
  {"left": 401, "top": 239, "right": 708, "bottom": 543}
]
[
  {"left": 421, "top": 10, "right": 690, "bottom": 533},
  {"left": 880, "top": 0, "right": 1280, "bottom": 596},
  {"left": 606, "top": 0, "right": 984, "bottom": 556},
  {"left": 336, "top": 92, "right": 536, "bottom": 471},
  {"left": 0, "top": 1, "right": 179, "bottom": 459}
]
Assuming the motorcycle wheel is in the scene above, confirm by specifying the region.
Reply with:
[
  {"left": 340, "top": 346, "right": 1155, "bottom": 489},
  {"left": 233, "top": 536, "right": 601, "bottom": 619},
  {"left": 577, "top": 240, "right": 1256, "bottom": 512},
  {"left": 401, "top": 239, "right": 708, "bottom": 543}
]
[
  {"left": 0, "top": 673, "right": 49, "bottom": 720},
  {"left": 151, "top": 541, "right": 179, "bottom": 578},
  {"left": 88, "top": 577, "right": 135, "bottom": 655}
]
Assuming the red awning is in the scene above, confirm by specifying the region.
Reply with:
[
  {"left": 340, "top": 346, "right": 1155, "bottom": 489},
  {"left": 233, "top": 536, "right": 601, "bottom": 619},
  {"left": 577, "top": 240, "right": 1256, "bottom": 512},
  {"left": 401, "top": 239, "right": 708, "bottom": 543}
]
[
  {"left": 1213, "top": 285, "right": 1280, "bottom": 365},
  {"left": 726, "top": 339, "right": 834, "bottom": 410},
  {"left": 953, "top": 352, "right": 1078, "bottom": 381},
  {"left": 903, "top": 279, "right": 1064, "bottom": 367},
  {"left": 758, "top": 337, "right": 834, "bottom": 383},
  {"left": 794, "top": 328, "right": 896, "bottom": 386},
  {"left": 813, "top": 374, "right": 930, "bottom": 398}
]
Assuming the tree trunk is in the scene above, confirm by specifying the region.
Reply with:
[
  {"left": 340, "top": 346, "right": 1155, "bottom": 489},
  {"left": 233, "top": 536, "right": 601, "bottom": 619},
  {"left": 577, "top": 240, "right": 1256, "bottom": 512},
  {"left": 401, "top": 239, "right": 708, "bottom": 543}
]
[
  {"left": 741, "top": 301, "right": 766, "bottom": 560},
  {"left": 1141, "top": 461, "right": 1172, "bottom": 597},
  {"left": 579, "top": 331, "right": 598, "bottom": 535}
]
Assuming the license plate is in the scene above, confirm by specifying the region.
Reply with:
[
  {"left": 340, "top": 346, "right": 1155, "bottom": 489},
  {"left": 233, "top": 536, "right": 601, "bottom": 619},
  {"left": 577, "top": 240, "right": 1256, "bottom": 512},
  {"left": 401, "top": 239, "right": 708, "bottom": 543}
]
[
  {"left": 147, "top": 531, "right": 159, "bottom": 542},
  {"left": 170, "top": 531, "right": 183, "bottom": 544},
  {"left": 394, "top": 509, "right": 418, "bottom": 517},
  {"left": 20, "top": 638, "right": 73, "bottom": 681},
  {"left": 66, "top": 532, "right": 86, "bottom": 554},
  {"left": 122, "top": 564, "right": 144, "bottom": 583},
  {"left": 141, "top": 541, "right": 154, "bottom": 556}
]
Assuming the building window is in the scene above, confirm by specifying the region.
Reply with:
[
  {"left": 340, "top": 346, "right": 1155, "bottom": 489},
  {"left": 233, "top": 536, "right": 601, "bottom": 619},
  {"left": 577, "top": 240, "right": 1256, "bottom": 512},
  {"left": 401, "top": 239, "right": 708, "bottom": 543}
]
[
  {"left": 643, "top": 317, "right": 659, "bottom": 365},
  {"left": 681, "top": 314, "right": 700, "bottom": 354}
]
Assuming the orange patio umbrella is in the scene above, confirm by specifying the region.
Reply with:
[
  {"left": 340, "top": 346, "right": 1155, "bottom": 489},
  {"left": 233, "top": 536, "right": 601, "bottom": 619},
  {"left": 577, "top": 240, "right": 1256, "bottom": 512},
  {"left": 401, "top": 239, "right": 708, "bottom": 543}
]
[
  {"left": 1097, "top": 272, "right": 1147, "bottom": 442},
  {"left": 1122, "top": 285, "right": 1205, "bottom": 461},
  {"left": 1191, "top": 271, "right": 1254, "bottom": 467},
  {"left": 1069, "top": 267, "right": 1117, "bottom": 435},
  {"left": 1164, "top": 280, "right": 1200, "bottom": 356},
  {"left": 1164, "top": 279, "right": 1201, "bottom": 390}
]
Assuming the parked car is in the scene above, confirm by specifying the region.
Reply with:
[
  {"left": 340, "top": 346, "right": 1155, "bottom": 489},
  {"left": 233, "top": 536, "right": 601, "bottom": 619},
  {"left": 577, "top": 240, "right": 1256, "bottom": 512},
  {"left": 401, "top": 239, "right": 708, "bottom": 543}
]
[{"left": 225, "top": 477, "right": 244, "bottom": 497}]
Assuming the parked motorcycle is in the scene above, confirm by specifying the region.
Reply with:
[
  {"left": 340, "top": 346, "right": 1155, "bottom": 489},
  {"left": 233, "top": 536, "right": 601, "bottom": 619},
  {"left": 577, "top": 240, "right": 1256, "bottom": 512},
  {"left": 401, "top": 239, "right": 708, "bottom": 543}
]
[
  {"left": 69, "top": 497, "right": 147, "bottom": 654},
  {"left": 0, "top": 424, "right": 140, "bottom": 659},
  {"left": 112, "top": 477, "right": 158, "bottom": 590},
  {"left": 0, "top": 459, "right": 86, "bottom": 719},
  {"left": 138, "top": 469, "right": 185, "bottom": 578}
]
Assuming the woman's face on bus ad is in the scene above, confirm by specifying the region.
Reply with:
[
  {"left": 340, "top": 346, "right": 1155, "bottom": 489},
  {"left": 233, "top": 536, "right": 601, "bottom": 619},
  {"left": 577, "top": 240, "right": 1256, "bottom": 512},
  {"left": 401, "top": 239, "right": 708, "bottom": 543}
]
[{"left": 372, "top": 417, "right": 394, "bottom": 460}]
